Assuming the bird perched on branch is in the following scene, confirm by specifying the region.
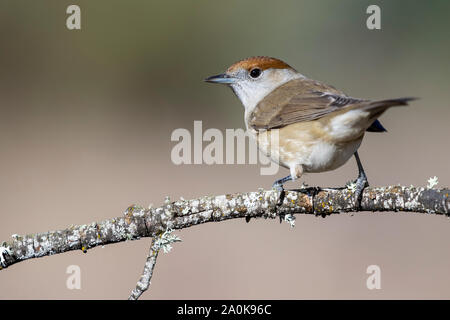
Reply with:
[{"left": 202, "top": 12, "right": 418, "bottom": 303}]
[{"left": 205, "top": 56, "right": 416, "bottom": 207}]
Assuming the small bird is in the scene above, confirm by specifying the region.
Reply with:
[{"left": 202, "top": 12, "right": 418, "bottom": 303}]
[{"left": 205, "top": 56, "right": 416, "bottom": 207}]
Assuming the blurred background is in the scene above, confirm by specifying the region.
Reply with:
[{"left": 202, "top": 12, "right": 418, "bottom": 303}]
[{"left": 0, "top": 0, "right": 449, "bottom": 299}]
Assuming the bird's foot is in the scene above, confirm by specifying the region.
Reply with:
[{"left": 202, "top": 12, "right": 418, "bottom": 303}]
[
  {"left": 272, "top": 181, "right": 286, "bottom": 202},
  {"left": 272, "top": 181, "right": 284, "bottom": 193},
  {"left": 271, "top": 182, "right": 286, "bottom": 223},
  {"left": 353, "top": 172, "right": 369, "bottom": 210},
  {"left": 271, "top": 175, "right": 292, "bottom": 198},
  {"left": 245, "top": 182, "right": 285, "bottom": 224}
]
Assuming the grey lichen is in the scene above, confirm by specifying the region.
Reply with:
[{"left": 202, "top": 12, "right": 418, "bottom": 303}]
[
  {"left": 427, "top": 176, "right": 439, "bottom": 189},
  {"left": 0, "top": 245, "right": 12, "bottom": 268}
]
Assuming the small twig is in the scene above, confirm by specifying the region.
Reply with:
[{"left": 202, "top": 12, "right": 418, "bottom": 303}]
[
  {"left": 128, "top": 236, "right": 160, "bottom": 300},
  {"left": 128, "top": 228, "right": 181, "bottom": 300}
]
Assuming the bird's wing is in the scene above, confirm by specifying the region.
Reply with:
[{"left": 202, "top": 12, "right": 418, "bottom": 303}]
[{"left": 248, "top": 78, "right": 365, "bottom": 130}]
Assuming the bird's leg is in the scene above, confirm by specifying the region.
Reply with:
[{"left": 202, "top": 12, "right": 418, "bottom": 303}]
[
  {"left": 353, "top": 151, "right": 369, "bottom": 209},
  {"left": 246, "top": 165, "right": 303, "bottom": 223},
  {"left": 271, "top": 164, "right": 303, "bottom": 223},
  {"left": 272, "top": 175, "right": 293, "bottom": 192},
  {"left": 272, "top": 164, "right": 303, "bottom": 193},
  {"left": 269, "top": 175, "right": 292, "bottom": 223},
  {"left": 245, "top": 175, "right": 294, "bottom": 223}
]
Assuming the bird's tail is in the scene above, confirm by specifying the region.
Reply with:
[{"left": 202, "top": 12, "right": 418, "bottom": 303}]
[
  {"left": 362, "top": 97, "right": 418, "bottom": 113},
  {"left": 362, "top": 97, "right": 418, "bottom": 133}
]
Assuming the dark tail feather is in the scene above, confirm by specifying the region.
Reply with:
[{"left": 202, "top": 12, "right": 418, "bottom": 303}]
[{"left": 366, "top": 119, "right": 387, "bottom": 132}]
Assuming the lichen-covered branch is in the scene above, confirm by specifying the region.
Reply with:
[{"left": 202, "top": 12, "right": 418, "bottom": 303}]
[{"left": 1, "top": 186, "right": 449, "bottom": 271}]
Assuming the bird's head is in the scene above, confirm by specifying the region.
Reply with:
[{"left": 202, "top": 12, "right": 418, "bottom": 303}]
[{"left": 205, "top": 56, "right": 303, "bottom": 110}]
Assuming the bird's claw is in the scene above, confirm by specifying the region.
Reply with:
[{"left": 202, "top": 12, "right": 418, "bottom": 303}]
[
  {"left": 271, "top": 183, "right": 286, "bottom": 222},
  {"left": 245, "top": 184, "right": 285, "bottom": 224},
  {"left": 272, "top": 182, "right": 284, "bottom": 193},
  {"left": 353, "top": 172, "right": 369, "bottom": 210},
  {"left": 272, "top": 183, "right": 285, "bottom": 204}
]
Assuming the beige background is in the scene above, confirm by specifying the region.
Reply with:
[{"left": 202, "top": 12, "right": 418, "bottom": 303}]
[{"left": 0, "top": 1, "right": 449, "bottom": 299}]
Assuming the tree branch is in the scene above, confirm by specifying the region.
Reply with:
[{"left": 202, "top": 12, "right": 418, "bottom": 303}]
[{"left": 1, "top": 186, "right": 449, "bottom": 273}]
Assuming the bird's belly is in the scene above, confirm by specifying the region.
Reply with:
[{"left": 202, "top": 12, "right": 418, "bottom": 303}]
[
  {"left": 255, "top": 126, "right": 362, "bottom": 173},
  {"left": 301, "top": 139, "right": 362, "bottom": 173}
]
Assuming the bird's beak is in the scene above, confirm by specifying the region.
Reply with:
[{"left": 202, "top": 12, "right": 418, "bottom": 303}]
[{"left": 204, "top": 73, "right": 237, "bottom": 84}]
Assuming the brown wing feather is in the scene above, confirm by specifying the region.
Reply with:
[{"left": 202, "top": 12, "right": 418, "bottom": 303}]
[{"left": 248, "top": 78, "right": 365, "bottom": 130}]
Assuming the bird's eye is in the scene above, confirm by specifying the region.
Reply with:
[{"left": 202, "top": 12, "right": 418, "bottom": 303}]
[{"left": 249, "top": 68, "right": 262, "bottom": 78}]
